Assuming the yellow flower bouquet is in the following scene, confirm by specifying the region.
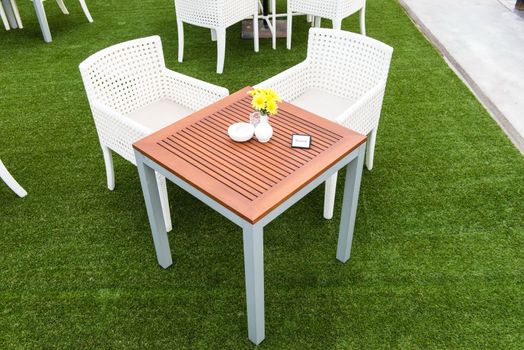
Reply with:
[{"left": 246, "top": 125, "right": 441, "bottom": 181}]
[
  {"left": 248, "top": 88, "right": 282, "bottom": 116},
  {"left": 247, "top": 88, "right": 281, "bottom": 143}
]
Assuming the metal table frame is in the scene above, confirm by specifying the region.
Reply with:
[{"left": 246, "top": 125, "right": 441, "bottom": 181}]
[
  {"left": 134, "top": 142, "right": 366, "bottom": 345},
  {"left": 257, "top": 0, "right": 311, "bottom": 48}
]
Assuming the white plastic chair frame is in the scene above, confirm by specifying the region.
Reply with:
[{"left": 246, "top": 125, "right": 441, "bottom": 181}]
[
  {"left": 287, "top": 0, "right": 366, "bottom": 49},
  {"left": 257, "top": 28, "right": 393, "bottom": 219},
  {"left": 79, "top": 36, "right": 229, "bottom": 231},
  {"left": 32, "top": 0, "right": 93, "bottom": 42},
  {"left": 0, "top": 1, "right": 9, "bottom": 30},
  {"left": 1, "top": 0, "right": 22, "bottom": 30},
  {"left": 174, "top": 0, "right": 260, "bottom": 74},
  {"left": 0, "top": 160, "right": 27, "bottom": 197}
]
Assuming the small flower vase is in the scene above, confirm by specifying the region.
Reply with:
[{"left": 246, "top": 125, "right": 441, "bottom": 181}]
[
  {"left": 254, "top": 113, "right": 273, "bottom": 143},
  {"left": 249, "top": 112, "right": 261, "bottom": 127}
]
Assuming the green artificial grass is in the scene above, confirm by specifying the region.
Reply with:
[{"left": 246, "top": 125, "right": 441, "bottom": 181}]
[{"left": 1, "top": 0, "right": 523, "bottom": 348}]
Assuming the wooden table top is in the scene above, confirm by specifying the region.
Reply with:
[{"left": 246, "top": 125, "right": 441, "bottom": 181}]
[{"left": 133, "top": 87, "right": 366, "bottom": 224}]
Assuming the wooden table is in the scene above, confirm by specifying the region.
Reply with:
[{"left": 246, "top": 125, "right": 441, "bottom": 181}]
[{"left": 133, "top": 87, "right": 367, "bottom": 345}]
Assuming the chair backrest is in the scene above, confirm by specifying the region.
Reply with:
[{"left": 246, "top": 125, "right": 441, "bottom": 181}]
[
  {"left": 174, "top": 0, "right": 257, "bottom": 28},
  {"left": 289, "top": 0, "right": 365, "bottom": 19},
  {"left": 79, "top": 36, "right": 166, "bottom": 115},
  {"left": 306, "top": 28, "right": 393, "bottom": 101}
]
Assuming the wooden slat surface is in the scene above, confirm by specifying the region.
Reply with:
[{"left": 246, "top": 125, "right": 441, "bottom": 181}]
[{"left": 133, "top": 87, "right": 366, "bottom": 223}]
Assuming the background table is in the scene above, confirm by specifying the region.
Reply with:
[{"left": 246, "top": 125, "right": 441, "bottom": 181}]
[{"left": 133, "top": 87, "right": 367, "bottom": 345}]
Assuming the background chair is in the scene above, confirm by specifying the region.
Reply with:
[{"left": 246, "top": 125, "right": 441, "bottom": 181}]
[
  {"left": 174, "top": 0, "right": 260, "bottom": 74},
  {"left": 0, "top": 160, "right": 27, "bottom": 198},
  {"left": 55, "top": 0, "right": 92, "bottom": 22},
  {"left": 79, "top": 36, "right": 229, "bottom": 231},
  {"left": 32, "top": 0, "right": 93, "bottom": 42},
  {"left": 1, "top": 0, "right": 22, "bottom": 30},
  {"left": 1, "top": 1, "right": 10, "bottom": 30},
  {"left": 257, "top": 28, "right": 392, "bottom": 219},
  {"left": 287, "top": 0, "right": 366, "bottom": 49}
]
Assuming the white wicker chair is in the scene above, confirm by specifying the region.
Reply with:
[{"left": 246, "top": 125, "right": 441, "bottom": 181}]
[
  {"left": 174, "top": 0, "right": 260, "bottom": 74},
  {"left": 79, "top": 36, "right": 229, "bottom": 231},
  {"left": 0, "top": 160, "right": 27, "bottom": 197},
  {"left": 287, "top": 0, "right": 366, "bottom": 49},
  {"left": 257, "top": 28, "right": 392, "bottom": 219}
]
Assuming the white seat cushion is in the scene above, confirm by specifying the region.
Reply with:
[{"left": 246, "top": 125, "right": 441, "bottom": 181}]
[
  {"left": 291, "top": 89, "right": 354, "bottom": 122},
  {"left": 126, "top": 99, "right": 194, "bottom": 132}
]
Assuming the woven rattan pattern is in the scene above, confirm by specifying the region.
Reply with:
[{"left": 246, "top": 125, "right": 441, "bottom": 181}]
[
  {"left": 174, "top": 0, "right": 257, "bottom": 28},
  {"left": 289, "top": 0, "right": 366, "bottom": 20},
  {"left": 79, "top": 36, "right": 228, "bottom": 164},
  {"left": 258, "top": 28, "right": 392, "bottom": 136}
]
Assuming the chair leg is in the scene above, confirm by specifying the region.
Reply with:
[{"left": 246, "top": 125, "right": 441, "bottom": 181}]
[
  {"left": 216, "top": 27, "right": 226, "bottom": 74},
  {"left": 253, "top": 12, "right": 259, "bottom": 52},
  {"left": 323, "top": 172, "right": 338, "bottom": 219},
  {"left": 306, "top": 14, "right": 312, "bottom": 23},
  {"left": 156, "top": 173, "right": 173, "bottom": 232},
  {"left": 0, "top": 160, "right": 27, "bottom": 198},
  {"left": 332, "top": 18, "right": 342, "bottom": 30},
  {"left": 55, "top": 0, "right": 69, "bottom": 14},
  {"left": 79, "top": 0, "right": 93, "bottom": 22},
  {"left": 365, "top": 128, "right": 377, "bottom": 170},
  {"left": 10, "top": 0, "right": 22, "bottom": 28},
  {"left": 286, "top": 10, "right": 292, "bottom": 50},
  {"left": 101, "top": 145, "right": 115, "bottom": 191},
  {"left": 211, "top": 28, "right": 217, "bottom": 41},
  {"left": 360, "top": 5, "right": 366, "bottom": 35},
  {"left": 33, "top": 0, "right": 52, "bottom": 42},
  {"left": 271, "top": 0, "right": 276, "bottom": 49},
  {"left": 0, "top": 2, "right": 10, "bottom": 30},
  {"left": 314, "top": 16, "right": 321, "bottom": 28},
  {"left": 177, "top": 19, "right": 184, "bottom": 62}
]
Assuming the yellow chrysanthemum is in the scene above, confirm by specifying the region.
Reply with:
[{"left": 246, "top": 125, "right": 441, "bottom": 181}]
[
  {"left": 247, "top": 88, "right": 260, "bottom": 97},
  {"left": 265, "top": 88, "right": 281, "bottom": 102},
  {"left": 249, "top": 88, "right": 281, "bottom": 115},
  {"left": 266, "top": 100, "right": 278, "bottom": 115},
  {"left": 252, "top": 93, "right": 266, "bottom": 110},
  {"left": 265, "top": 94, "right": 275, "bottom": 106}
]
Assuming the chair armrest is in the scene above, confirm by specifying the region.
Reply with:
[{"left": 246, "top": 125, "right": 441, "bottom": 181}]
[
  {"left": 255, "top": 62, "right": 310, "bottom": 102},
  {"left": 162, "top": 69, "right": 229, "bottom": 111},
  {"left": 334, "top": 81, "right": 387, "bottom": 136},
  {"left": 90, "top": 100, "right": 150, "bottom": 165}
]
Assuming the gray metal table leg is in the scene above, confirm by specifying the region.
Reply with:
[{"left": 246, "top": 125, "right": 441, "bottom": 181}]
[
  {"left": 136, "top": 152, "right": 173, "bottom": 269},
  {"left": 336, "top": 143, "right": 366, "bottom": 263},
  {"left": 134, "top": 143, "right": 364, "bottom": 344},
  {"left": 242, "top": 223, "right": 265, "bottom": 345}
]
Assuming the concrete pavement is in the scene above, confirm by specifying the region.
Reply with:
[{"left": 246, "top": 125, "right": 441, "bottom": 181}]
[{"left": 400, "top": 0, "right": 524, "bottom": 152}]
